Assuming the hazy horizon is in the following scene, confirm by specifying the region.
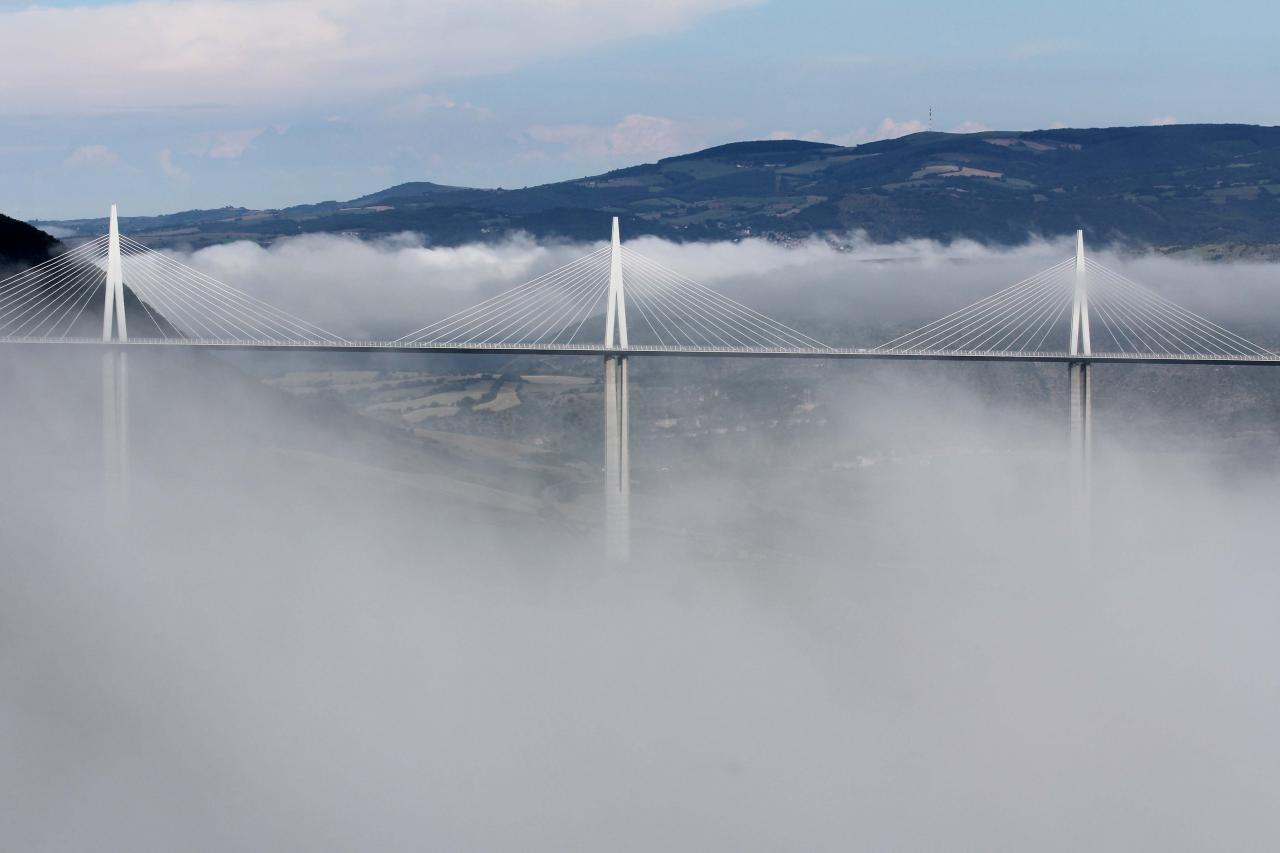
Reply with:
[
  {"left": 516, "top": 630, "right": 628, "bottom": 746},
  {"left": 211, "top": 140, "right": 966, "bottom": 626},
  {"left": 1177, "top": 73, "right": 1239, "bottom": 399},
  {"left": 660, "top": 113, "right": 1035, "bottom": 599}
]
[{"left": 3, "top": 0, "right": 1279, "bottom": 219}]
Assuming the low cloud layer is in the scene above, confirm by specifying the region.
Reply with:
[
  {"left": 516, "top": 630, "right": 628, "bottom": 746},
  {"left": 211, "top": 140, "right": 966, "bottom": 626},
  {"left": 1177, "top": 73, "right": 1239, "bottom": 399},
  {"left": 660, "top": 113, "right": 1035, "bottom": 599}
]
[
  {"left": 3, "top": 236, "right": 1280, "bottom": 850},
  {"left": 165, "top": 231, "right": 1280, "bottom": 349}
]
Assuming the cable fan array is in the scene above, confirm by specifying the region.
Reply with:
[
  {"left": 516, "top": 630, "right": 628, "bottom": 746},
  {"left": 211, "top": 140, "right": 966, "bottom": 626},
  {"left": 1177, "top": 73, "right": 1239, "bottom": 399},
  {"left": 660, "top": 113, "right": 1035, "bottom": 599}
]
[
  {"left": 620, "top": 247, "right": 826, "bottom": 349},
  {"left": 8, "top": 229, "right": 1271, "bottom": 360},
  {"left": 1080, "top": 259, "right": 1271, "bottom": 358},
  {"left": 0, "top": 235, "right": 342, "bottom": 343},
  {"left": 396, "top": 244, "right": 829, "bottom": 350},
  {"left": 878, "top": 256, "right": 1275, "bottom": 358},
  {"left": 398, "top": 247, "right": 612, "bottom": 346},
  {"left": 0, "top": 235, "right": 110, "bottom": 338},
  {"left": 117, "top": 236, "right": 340, "bottom": 342}
]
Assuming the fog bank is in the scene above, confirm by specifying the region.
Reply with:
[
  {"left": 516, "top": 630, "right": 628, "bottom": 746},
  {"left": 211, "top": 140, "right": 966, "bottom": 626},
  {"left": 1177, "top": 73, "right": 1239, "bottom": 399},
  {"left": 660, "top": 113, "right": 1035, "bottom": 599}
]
[
  {"left": 167, "top": 231, "right": 1280, "bottom": 348},
  {"left": 3, "top": 235, "right": 1280, "bottom": 851}
]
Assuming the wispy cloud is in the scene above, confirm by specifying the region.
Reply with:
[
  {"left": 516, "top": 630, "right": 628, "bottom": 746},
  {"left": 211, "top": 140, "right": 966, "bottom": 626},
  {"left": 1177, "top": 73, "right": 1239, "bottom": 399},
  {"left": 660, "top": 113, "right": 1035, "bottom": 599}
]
[
  {"left": 159, "top": 148, "right": 188, "bottom": 179},
  {"left": 64, "top": 144, "right": 119, "bottom": 169},
  {"left": 1150, "top": 115, "right": 1179, "bottom": 126},
  {"left": 0, "top": 0, "right": 758, "bottom": 115},
  {"left": 204, "top": 129, "right": 264, "bottom": 159},
  {"left": 382, "top": 92, "right": 493, "bottom": 122},
  {"left": 872, "top": 117, "right": 930, "bottom": 139},
  {"left": 525, "top": 114, "right": 720, "bottom": 161}
]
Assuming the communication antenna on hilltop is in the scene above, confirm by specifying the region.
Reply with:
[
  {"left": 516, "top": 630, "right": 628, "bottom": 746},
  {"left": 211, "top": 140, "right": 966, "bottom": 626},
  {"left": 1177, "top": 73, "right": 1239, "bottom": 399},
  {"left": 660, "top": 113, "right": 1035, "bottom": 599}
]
[{"left": 928, "top": 106, "right": 933, "bottom": 130}]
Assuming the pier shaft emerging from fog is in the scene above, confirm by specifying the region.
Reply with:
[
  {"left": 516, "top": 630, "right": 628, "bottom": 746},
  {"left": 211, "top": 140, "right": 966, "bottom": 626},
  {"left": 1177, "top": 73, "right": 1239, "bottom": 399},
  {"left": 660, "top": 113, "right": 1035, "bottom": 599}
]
[
  {"left": 1069, "top": 230, "right": 1094, "bottom": 499},
  {"left": 1069, "top": 361, "right": 1093, "bottom": 495},
  {"left": 102, "top": 351, "right": 128, "bottom": 509},
  {"left": 604, "top": 217, "right": 631, "bottom": 563},
  {"left": 604, "top": 355, "right": 630, "bottom": 563}
]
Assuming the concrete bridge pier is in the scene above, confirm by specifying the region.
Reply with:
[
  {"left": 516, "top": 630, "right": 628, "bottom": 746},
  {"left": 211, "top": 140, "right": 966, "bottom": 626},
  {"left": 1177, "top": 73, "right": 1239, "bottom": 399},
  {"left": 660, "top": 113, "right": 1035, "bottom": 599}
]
[
  {"left": 604, "top": 355, "right": 630, "bottom": 563},
  {"left": 102, "top": 350, "right": 129, "bottom": 512},
  {"left": 603, "top": 216, "right": 631, "bottom": 563},
  {"left": 1069, "top": 360, "right": 1092, "bottom": 502},
  {"left": 101, "top": 205, "right": 130, "bottom": 514}
]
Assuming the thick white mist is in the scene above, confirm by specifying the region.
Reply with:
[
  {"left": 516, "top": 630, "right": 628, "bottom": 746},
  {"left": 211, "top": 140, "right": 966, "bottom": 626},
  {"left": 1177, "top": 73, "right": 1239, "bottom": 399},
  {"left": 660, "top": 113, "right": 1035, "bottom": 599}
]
[
  {"left": 166, "top": 231, "right": 1280, "bottom": 351},
  {"left": 3, "top": 235, "right": 1280, "bottom": 852}
]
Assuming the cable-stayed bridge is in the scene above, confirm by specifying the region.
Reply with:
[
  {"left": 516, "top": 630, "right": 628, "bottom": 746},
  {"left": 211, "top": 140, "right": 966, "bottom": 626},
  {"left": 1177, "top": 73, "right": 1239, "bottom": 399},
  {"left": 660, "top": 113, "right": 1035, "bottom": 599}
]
[
  {"left": 3, "top": 207, "right": 1276, "bottom": 365},
  {"left": 4, "top": 207, "right": 1277, "bottom": 560}
]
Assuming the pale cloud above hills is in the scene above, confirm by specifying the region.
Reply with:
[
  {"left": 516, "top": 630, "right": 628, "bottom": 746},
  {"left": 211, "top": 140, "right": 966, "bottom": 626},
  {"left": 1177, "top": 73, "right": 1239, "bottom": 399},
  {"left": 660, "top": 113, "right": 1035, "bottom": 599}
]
[
  {"left": 0, "top": 0, "right": 758, "bottom": 115},
  {"left": 767, "top": 117, "right": 992, "bottom": 147}
]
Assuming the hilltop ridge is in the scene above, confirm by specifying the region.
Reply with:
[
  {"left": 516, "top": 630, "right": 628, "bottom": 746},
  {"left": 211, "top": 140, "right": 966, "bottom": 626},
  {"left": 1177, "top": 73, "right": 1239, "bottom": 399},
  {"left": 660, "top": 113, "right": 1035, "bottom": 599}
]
[
  {"left": 34, "top": 123, "right": 1280, "bottom": 253},
  {"left": 0, "top": 214, "right": 60, "bottom": 273}
]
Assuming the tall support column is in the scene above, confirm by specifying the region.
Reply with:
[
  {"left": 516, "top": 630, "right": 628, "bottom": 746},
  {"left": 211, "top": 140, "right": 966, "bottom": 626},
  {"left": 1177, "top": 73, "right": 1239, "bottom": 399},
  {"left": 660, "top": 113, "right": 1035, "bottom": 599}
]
[
  {"left": 604, "top": 354, "right": 631, "bottom": 563},
  {"left": 603, "top": 216, "right": 627, "bottom": 349},
  {"left": 102, "top": 352, "right": 117, "bottom": 484},
  {"left": 102, "top": 350, "right": 129, "bottom": 513},
  {"left": 102, "top": 204, "right": 127, "bottom": 342},
  {"left": 1068, "top": 229, "right": 1093, "bottom": 524},
  {"left": 118, "top": 351, "right": 129, "bottom": 507},
  {"left": 602, "top": 216, "right": 631, "bottom": 562},
  {"left": 1069, "top": 361, "right": 1092, "bottom": 494}
]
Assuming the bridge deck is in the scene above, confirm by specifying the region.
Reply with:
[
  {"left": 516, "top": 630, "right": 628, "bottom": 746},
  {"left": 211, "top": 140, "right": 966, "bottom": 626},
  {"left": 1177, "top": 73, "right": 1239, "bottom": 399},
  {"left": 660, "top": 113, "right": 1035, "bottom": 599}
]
[{"left": 3, "top": 336, "right": 1279, "bottom": 366}]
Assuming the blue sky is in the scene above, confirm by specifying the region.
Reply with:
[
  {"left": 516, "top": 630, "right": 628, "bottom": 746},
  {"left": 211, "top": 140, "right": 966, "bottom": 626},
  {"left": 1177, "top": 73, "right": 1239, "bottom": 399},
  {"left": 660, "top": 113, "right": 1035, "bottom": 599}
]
[{"left": 2, "top": 0, "right": 1277, "bottom": 219}]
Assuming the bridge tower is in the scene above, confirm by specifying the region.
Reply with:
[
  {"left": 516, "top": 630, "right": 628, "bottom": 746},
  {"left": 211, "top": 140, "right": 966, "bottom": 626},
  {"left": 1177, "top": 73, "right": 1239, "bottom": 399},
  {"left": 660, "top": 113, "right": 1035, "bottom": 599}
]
[
  {"left": 1068, "top": 229, "right": 1092, "bottom": 500},
  {"left": 102, "top": 205, "right": 127, "bottom": 342},
  {"left": 101, "top": 205, "right": 129, "bottom": 510},
  {"left": 603, "top": 216, "right": 630, "bottom": 562},
  {"left": 604, "top": 216, "right": 627, "bottom": 351}
]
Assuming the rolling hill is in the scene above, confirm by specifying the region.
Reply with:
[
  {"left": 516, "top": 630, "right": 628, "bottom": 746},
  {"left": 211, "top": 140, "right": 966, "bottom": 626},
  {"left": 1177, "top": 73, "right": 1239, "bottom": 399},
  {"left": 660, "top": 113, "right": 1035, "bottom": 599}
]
[
  {"left": 0, "top": 213, "right": 61, "bottom": 274},
  {"left": 34, "top": 123, "right": 1280, "bottom": 252}
]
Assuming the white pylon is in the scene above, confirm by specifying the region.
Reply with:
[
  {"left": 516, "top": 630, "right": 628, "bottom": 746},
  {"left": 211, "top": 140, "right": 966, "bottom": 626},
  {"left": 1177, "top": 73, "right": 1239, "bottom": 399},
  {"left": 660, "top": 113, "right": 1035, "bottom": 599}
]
[
  {"left": 1069, "top": 229, "right": 1090, "bottom": 356},
  {"left": 102, "top": 204, "right": 127, "bottom": 342},
  {"left": 603, "top": 216, "right": 627, "bottom": 349}
]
